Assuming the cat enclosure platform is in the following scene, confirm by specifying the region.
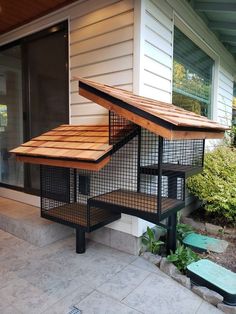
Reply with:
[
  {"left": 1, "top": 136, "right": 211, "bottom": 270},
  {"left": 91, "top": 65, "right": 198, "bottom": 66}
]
[{"left": 11, "top": 77, "right": 227, "bottom": 253}]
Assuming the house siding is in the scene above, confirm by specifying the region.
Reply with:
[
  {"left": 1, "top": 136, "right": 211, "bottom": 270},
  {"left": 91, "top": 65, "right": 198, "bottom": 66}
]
[
  {"left": 0, "top": 0, "right": 236, "bottom": 239},
  {"left": 0, "top": 0, "right": 137, "bottom": 236},
  {"left": 70, "top": 1, "right": 134, "bottom": 125},
  {"left": 217, "top": 68, "right": 234, "bottom": 127},
  {"left": 137, "top": 0, "right": 236, "bottom": 235},
  {"left": 142, "top": 0, "right": 173, "bottom": 103}
]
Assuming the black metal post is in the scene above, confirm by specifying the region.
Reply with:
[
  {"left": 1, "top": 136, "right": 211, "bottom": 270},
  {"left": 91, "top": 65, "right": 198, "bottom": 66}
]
[
  {"left": 137, "top": 127, "right": 141, "bottom": 193},
  {"left": 76, "top": 228, "right": 86, "bottom": 254},
  {"left": 167, "top": 212, "right": 177, "bottom": 253},
  {"left": 202, "top": 139, "right": 205, "bottom": 167},
  {"left": 108, "top": 110, "right": 111, "bottom": 145},
  {"left": 157, "top": 136, "right": 163, "bottom": 220}
]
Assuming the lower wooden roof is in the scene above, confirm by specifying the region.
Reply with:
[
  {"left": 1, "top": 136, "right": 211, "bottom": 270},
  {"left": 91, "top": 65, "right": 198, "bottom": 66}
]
[
  {"left": 11, "top": 125, "right": 112, "bottom": 171},
  {"left": 79, "top": 78, "right": 228, "bottom": 140}
]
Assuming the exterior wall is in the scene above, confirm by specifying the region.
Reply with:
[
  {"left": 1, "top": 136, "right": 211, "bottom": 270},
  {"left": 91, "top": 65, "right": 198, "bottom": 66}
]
[
  {"left": 141, "top": 0, "right": 173, "bottom": 103},
  {"left": 0, "top": 0, "right": 140, "bottom": 237},
  {"left": 136, "top": 0, "right": 236, "bottom": 235},
  {"left": 0, "top": 0, "right": 236, "bottom": 240},
  {"left": 217, "top": 68, "right": 234, "bottom": 127}
]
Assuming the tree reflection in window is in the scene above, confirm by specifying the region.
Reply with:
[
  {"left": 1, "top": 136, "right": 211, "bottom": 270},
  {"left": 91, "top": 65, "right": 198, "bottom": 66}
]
[
  {"left": 0, "top": 104, "right": 7, "bottom": 132},
  {"left": 173, "top": 27, "right": 214, "bottom": 117}
]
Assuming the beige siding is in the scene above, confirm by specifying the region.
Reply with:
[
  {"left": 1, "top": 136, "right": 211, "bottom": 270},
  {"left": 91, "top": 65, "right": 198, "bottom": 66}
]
[
  {"left": 70, "top": 0, "right": 134, "bottom": 125},
  {"left": 0, "top": 0, "right": 136, "bottom": 235},
  {"left": 142, "top": 0, "right": 173, "bottom": 103},
  {"left": 217, "top": 68, "right": 234, "bottom": 126}
]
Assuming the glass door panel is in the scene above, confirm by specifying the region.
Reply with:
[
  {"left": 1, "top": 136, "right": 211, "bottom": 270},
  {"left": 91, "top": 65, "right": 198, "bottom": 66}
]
[
  {"left": 25, "top": 26, "right": 69, "bottom": 192},
  {"left": 0, "top": 46, "right": 23, "bottom": 187}
]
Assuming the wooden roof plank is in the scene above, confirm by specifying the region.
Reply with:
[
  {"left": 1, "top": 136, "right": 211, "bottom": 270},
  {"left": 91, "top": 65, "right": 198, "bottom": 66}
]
[
  {"left": 33, "top": 135, "right": 108, "bottom": 143},
  {"left": 78, "top": 77, "right": 227, "bottom": 139},
  {"left": 15, "top": 155, "right": 111, "bottom": 171},
  {"left": 21, "top": 141, "right": 111, "bottom": 151}
]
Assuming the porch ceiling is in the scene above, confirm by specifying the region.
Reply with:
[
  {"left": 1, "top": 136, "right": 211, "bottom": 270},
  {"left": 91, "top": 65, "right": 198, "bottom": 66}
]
[
  {"left": 189, "top": 0, "right": 236, "bottom": 60},
  {"left": 0, "top": 0, "right": 77, "bottom": 35}
]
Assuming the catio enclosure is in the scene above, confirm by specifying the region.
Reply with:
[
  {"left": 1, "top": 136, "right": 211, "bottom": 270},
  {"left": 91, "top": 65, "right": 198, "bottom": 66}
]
[{"left": 11, "top": 78, "right": 227, "bottom": 253}]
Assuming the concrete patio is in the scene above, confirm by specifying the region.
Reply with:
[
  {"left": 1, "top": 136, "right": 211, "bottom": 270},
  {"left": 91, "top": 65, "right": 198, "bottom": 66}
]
[{"left": 0, "top": 229, "right": 223, "bottom": 314}]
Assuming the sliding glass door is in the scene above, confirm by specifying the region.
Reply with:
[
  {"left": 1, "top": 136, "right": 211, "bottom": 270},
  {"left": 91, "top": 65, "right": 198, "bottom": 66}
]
[
  {"left": 0, "top": 45, "right": 24, "bottom": 187},
  {"left": 25, "top": 24, "right": 69, "bottom": 192},
  {"left": 0, "top": 21, "right": 69, "bottom": 193}
]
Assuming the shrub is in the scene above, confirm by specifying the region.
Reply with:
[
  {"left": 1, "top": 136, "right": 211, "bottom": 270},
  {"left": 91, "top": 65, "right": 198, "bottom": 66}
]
[
  {"left": 167, "top": 245, "right": 200, "bottom": 273},
  {"left": 187, "top": 146, "right": 236, "bottom": 224}
]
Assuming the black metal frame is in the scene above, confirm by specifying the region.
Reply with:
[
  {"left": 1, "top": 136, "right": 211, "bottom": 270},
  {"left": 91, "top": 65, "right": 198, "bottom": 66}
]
[
  {"left": 39, "top": 119, "right": 204, "bottom": 253},
  {"left": 0, "top": 20, "right": 69, "bottom": 195}
]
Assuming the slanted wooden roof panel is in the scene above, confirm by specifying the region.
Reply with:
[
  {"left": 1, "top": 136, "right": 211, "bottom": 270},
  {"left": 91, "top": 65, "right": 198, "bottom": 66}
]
[
  {"left": 10, "top": 125, "right": 112, "bottom": 170},
  {"left": 78, "top": 77, "right": 227, "bottom": 140}
]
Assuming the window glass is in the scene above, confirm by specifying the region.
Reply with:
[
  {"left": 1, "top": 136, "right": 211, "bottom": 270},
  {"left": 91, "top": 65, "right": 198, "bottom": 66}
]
[
  {"left": 0, "top": 46, "right": 23, "bottom": 187},
  {"left": 173, "top": 27, "right": 214, "bottom": 117}
]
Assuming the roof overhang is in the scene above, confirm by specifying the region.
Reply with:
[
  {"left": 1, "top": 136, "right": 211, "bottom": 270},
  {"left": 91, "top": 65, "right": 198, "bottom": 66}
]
[
  {"left": 0, "top": 0, "right": 77, "bottom": 35},
  {"left": 190, "top": 0, "right": 236, "bottom": 61},
  {"left": 79, "top": 78, "right": 228, "bottom": 140},
  {"left": 11, "top": 125, "right": 113, "bottom": 171}
]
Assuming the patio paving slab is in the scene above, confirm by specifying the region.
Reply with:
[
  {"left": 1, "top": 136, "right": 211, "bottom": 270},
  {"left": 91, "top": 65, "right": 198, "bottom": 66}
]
[
  {"left": 97, "top": 264, "right": 150, "bottom": 301},
  {"left": 122, "top": 272, "right": 218, "bottom": 314},
  {"left": 76, "top": 290, "right": 140, "bottom": 314},
  {"left": 196, "top": 301, "right": 223, "bottom": 314},
  {"left": 0, "top": 229, "right": 223, "bottom": 314}
]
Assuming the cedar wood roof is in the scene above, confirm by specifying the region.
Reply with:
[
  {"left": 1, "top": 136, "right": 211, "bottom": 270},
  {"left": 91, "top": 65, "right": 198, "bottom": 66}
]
[
  {"left": 11, "top": 77, "right": 227, "bottom": 170},
  {"left": 11, "top": 125, "right": 112, "bottom": 171},
  {"left": 79, "top": 77, "right": 228, "bottom": 140}
]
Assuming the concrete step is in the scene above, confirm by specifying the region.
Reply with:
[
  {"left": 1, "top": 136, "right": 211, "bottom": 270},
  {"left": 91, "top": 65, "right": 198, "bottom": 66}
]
[{"left": 0, "top": 197, "right": 73, "bottom": 247}]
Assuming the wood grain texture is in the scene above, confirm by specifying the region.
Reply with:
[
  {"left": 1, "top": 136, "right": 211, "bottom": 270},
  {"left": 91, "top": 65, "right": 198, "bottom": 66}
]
[
  {"left": 91, "top": 189, "right": 183, "bottom": 213},
  {"left": 78, "top": 77, "right": 228, "bottom": 140},
  {"left": 10, "top": 124, "right": 112, "bottom": 170},
  {"left": 0, "top": 0, "right": 78, "bottom": 35},
  {"left": 15, "top": 155, "right": 110, "bottom": 171}
]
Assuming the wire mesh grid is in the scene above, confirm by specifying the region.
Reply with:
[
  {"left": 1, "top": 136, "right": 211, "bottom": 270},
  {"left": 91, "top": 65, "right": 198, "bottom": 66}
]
[
  {"left": 109, "top": 111, "right": 137, "bottom": 145},
  {"left": 41, "top": 165, "right": 121, "bottom": 230},
  {"left": 40, "top": 127, "right": 204, "bottom": 226}
]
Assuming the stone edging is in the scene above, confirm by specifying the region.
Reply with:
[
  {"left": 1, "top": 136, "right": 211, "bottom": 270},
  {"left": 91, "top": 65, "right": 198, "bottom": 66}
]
[
  {"left": 182, "top": 217, "right": 236, "bottom": 240},
  {"left": 141, "top": 252, "right": 236, "bottom": 314}
]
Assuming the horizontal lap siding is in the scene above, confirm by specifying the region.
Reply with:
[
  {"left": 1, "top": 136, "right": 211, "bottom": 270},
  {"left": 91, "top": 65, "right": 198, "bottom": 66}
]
[
  {"left": 70, "top": 0, "right": 134, "bottom": 125},
  {"left": 217, "top": 69, "right": 234, "bottom": 126},
  {"left": 142, "top": 0, "right": 173, "bottom": 103}
]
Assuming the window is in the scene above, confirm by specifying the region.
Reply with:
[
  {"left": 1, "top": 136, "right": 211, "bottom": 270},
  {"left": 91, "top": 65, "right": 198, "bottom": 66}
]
[
  {"left": 173, "top": 27, "right": 214, "bottom": 117},
  {"left": 232, "top": 83, "right": 236, "bottom": 125}
]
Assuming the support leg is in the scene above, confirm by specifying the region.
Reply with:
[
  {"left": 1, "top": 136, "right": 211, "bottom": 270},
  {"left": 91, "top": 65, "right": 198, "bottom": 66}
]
[
  {"left": 76, "top": 228, "right": 86, "bottom": 254},
  {"left": 167, "top": 213, "right": 177, "bottom": 254}
]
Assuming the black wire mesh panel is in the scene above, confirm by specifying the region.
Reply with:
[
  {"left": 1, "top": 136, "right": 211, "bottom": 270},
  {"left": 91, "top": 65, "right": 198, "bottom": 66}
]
[
  {"left": 40, "top": 128, "right": 205, "bottom": 227},
  {"left": 40, "top": 165, "right": 121, "bottom": 231},
  {"left": 109, "top": 111, "right": 137, "bottom": 145}
]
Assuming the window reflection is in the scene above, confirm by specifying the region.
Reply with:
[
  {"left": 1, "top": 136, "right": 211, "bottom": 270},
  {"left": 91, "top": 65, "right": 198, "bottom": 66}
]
[{"left": 0, "top": 46, "right": 23, "bottom": 187}]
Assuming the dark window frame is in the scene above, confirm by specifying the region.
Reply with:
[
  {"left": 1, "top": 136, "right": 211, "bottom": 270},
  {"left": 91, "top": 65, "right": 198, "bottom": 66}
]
[{"left": 0, "top": 20, "right": 69, "bottom": 195}]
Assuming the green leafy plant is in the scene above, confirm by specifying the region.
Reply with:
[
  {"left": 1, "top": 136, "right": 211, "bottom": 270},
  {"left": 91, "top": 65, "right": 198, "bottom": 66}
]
[
  {"left": 177, "top": 223, "right": 194, "bottom": 242},
  {"left": 142, "top": 226, "right": 164, "bottom": 254},
  {"left": 187, "top": 146, "right": 236, "bottom": 224},
  {"left": 167, "top": 245, "right": 200, "bottom": 273},
  {"left": 230, "top": 126, "right": 236, "bottom": 147}
]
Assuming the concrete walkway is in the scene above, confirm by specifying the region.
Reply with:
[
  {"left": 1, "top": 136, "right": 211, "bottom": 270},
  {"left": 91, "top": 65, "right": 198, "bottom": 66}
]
[{"left": 0, "top": 230, "right": 222, "bottom": 314}]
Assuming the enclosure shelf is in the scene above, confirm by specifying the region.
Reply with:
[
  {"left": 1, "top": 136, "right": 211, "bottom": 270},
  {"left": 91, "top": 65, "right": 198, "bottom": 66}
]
[
  {"left": 88, "top": 189, "right": 185, "bottom": 222},
  {"left": 140, "top": 163, "right": 202, "bottom": 178},
  {"left": 41, "top": 203, "right": 121, "bottom": 231}
]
